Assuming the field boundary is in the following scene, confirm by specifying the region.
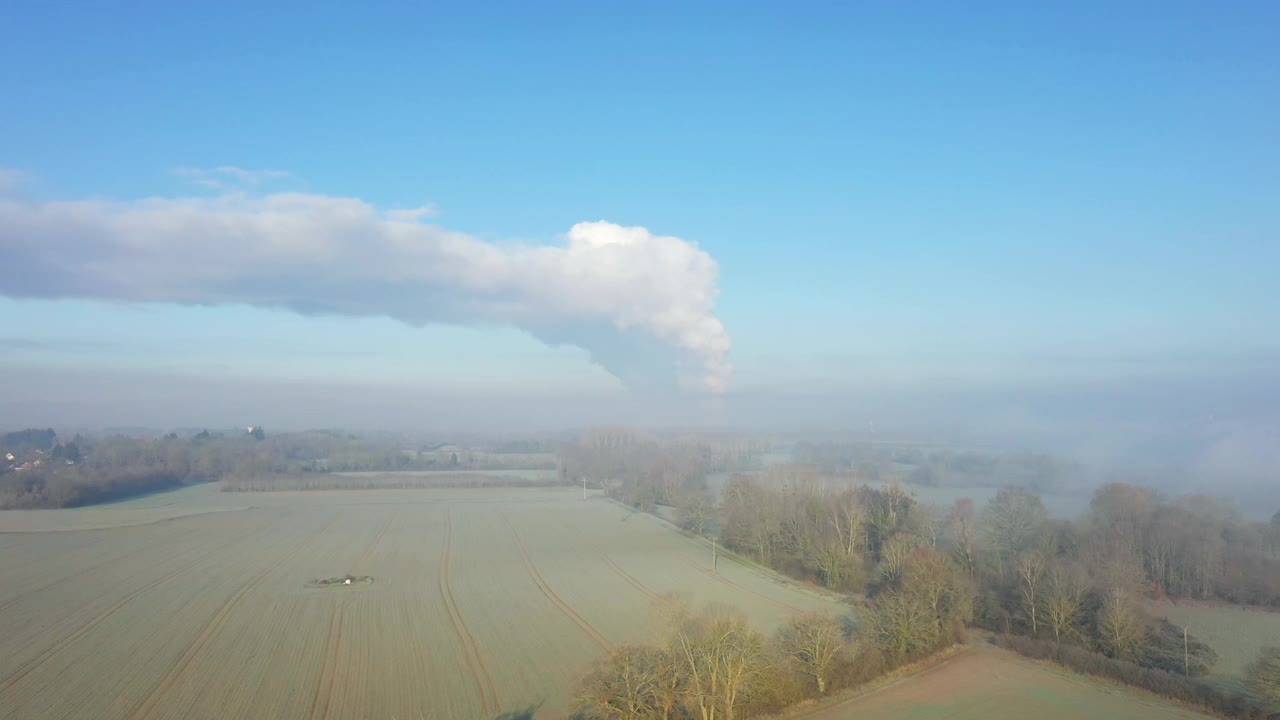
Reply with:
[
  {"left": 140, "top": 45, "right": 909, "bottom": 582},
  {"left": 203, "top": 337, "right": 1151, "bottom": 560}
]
[
  {"left": 1151, "top": 596, "right": 1280, "bottom": 617},
  {"left": 780, "top": 642, "right": 970, "bottom": 718},
  {"left": 607, "top": 496, "right": 845, "bottom": 603},
  {"left": 439, "top": 509, "right": 501, "bottom": 715},
  {"left": 680, "top": 555, "right": 805, "bottom": 615},
  {"left": 504, "top": 513, "right": 611, "bottom": 651},
  {"left": 993, "top": 641, "right": 1230, "bottom": 720},
  {"left": 0, "top": 518, "right": 273, "bottom": 696},
  {"left": 0, "top": 507, "right": 251, "bottom": 534},
  {"left": 130, "top": 513, "right": 341, "bottom": 720}
]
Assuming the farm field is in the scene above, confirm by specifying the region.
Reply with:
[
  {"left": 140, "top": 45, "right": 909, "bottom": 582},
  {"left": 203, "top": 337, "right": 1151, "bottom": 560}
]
[
  {"left": 0, "top": 487, "right": 844, "bottom": 719},
  {"left": 799, "top": 643, "right": 1214, "bottom": 720},
  {"left": 334, "top": 469, "right": 558, "bottom": 479},
  {"left": 1148, "top": 599, "right": 1280, "bottom": 688},
  {"left": 224, "top": 468, "right": 564, "bottom": 492},
  {"left": 0, "top": 485, "right": 250, "bottom": 532}
]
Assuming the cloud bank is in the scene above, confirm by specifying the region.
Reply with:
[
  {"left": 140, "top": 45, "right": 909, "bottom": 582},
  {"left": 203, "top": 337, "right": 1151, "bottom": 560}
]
[{"left": 0, "top": 176, "right": 732, "bottom": 392}]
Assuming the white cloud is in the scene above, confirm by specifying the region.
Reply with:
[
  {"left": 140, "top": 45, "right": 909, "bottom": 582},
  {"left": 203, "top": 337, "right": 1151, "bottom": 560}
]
[
  {"left": 173, "top": 166, "right": 293, "bottom": 190},
  {"left": 385, "top": 204, "right": 439, "bottom": 222},
  {"left": 0, "top": 168, "right": 25, "bottom": 194},
  {"left": 0, "top": 187, "right": 732, "bottom": 392}
]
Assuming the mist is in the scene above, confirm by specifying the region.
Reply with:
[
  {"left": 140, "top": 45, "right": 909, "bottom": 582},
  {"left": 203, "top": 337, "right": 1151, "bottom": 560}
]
[{"left": 5, "top": 359, "right": 1276, "bottom": 514}]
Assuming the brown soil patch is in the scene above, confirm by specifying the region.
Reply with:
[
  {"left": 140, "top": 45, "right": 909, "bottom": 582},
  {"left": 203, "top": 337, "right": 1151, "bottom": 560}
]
[{"left": 796, "top": 645, "right": 1213, "bottom": 720}]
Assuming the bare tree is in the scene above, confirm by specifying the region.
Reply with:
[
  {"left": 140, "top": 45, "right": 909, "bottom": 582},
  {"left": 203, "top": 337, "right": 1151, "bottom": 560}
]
[
  {"left": 863, "top": 481, "right": 916, "bottom": 552},
  {"left": 866, "top": 590, "right": 940, "bottom": 660},
  {"left": 575, "top": 644, "right": 663, "bottom": 720},
  {"left": 915, "top": 503, "right": 944, "bottom": 549},
  {"left": 944, "top": 498, "right": 978, "bottom": 576},
  {"left": 668, "top": 604, "right": 769, "bottom": 720},
  {"left": 1040, "top": 563, "right": 1088, "bottom": 645},
  {"left": 983, "top": 488, "right": 1048, "bottom": 577},
  {"left": 1015, "top": 550, "right": 1047, "bottom": 637},
  {"left": 811, "top": 540, "right": 858, "bottom": 590},
  {"left": 775, "top": 612, "right": 845, "bottom": 694},
  {"left": 878, "top": 533, "right": 918, "bottom": 585},
  {"left": 901, "top": 547, "right": 975, "bottom": 634},
  {"left": 1096, "top": 589, "right": 1147, "bottom": 662},
  {"left": 675, "top": 491, "right": 715, "bottom": 535},
  {"left": 827, "top": 489, "right": 864, "bottom": 556}
]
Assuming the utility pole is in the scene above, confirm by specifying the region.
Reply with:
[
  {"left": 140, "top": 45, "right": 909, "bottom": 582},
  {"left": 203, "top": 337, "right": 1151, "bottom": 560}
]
[
  {"left": 712, "top": 537, "right": 718, "bottom": 574},
  {"left": 1183, "top": 624, "right": 1190, "bottom": 676},
  {"left": 582, "top": 476, "right": 587, "bottom": 500}
]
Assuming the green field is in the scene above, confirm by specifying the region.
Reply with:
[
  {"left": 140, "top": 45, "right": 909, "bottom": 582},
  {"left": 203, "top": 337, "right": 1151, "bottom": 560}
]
[
  {"left": 0, "top": 486, "right": 844, "bottom": 719},
  {"left": 800, "top": 643, "right": 1213, "bottom": 720},
  {"left": 1148, "top": 599, "right": 1280, "bottom": 688}
]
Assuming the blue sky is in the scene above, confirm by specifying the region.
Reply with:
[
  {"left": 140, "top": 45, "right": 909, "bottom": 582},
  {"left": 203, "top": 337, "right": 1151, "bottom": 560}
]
[{"left": 1, "top": 1, "right": 1278, "bottom": 420}]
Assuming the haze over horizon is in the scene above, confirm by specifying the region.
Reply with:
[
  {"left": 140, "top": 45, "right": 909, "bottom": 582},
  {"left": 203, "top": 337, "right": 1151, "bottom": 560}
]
[{"left": 2, "top": 3, "right": 1277, "bottom": 483}]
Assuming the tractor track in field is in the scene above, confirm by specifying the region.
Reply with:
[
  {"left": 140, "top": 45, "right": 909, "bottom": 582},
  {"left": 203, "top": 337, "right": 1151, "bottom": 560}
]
[
  {"left": 308, "top": 600, "right": 348, "bottom": 720},
  {"left": 0, "top": 520, "right": 273, "bottom": 697},
  {"left": 324, "top": 602, "right": 350, "bottom": 720},
  {"left": 0, "top": 540, "right": 194, "bottom": 616},
  {"left": 351, "top": 512, "right": 396, "bottom": 576},
  {"left": 504, "top": 513, "right": 611, "bottom": 651},
  {"left": 130, "top": 513, "right": 341, "bottom": 720},
  {"left": 681, "top": 556, "right": 804, "bottom": 615},
  {"left": 439, "top": 510, "right": 501, "bottom": 715},
  {"left": 603, "top": 555, "right": 660, "bottom": 602},
  {"left": 308, "top": 605, "right": 341, "bottom": 720}
]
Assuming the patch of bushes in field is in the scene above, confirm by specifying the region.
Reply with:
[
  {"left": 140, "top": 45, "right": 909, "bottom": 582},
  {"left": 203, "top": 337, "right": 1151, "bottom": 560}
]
[
  {"left": 306, "top": 574, "right": 373, "bottom": 588},
  {"left": 993, "top": 634, "right": 1278, "bottom": 720}
]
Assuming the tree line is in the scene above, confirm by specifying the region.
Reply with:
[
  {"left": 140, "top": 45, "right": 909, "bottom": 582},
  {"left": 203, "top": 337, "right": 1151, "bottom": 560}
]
[
  {"left": 687, "top": 473, "right": 1280, "bottom": 717},
  {"left": 1, "top": 432, "right": 266, "bottom": 508},
  {"left": 557, "top": 428, "right": 713, "bottom": 511},
  {"left": 0, "top": 427, "right": 562, "bottom": 508},
  {"left": 790, "top": 441, "right": 1076, "bottom": 492}
]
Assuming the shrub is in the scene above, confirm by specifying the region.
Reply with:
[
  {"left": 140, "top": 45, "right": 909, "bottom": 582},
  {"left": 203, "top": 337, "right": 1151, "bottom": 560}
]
[{"left": 1246, "top": 646, "right": 1280, "bottom": 704}]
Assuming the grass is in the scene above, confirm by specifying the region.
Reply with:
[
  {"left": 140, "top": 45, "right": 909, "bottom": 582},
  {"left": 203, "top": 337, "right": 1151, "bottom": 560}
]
[
  {"left": 796, "top": 643, "right": 1215, "bottom": 720},
  {"left": 1148, "top": 599, "right": 1280, "bottom": 688},
  {"left": 0, "top": 487, "right": 846, "bottom": 719}
]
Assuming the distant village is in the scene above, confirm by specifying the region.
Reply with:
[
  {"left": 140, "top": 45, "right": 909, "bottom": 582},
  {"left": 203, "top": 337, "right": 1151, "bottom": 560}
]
[{"left": 2, "top": 428, "right": 79, "bottom": 475}]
